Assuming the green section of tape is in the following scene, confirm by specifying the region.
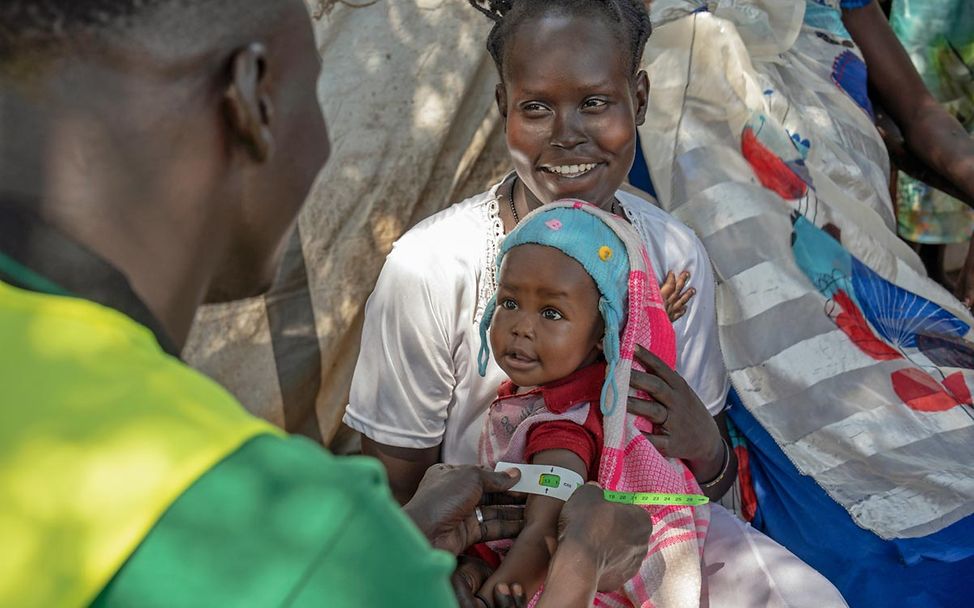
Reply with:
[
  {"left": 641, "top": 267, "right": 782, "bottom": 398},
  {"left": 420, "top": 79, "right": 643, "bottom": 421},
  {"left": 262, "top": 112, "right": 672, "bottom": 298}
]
[
  {"left": 602, "top": 491, "right": 709, "bottom": 506},
  {"left": 538, "top": 473, "right": 561, "bottom": 488}
]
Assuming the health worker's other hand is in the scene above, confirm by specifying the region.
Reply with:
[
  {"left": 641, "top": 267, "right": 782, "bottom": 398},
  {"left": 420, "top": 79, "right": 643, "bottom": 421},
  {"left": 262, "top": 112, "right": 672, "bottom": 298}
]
[
  {"left": 403, "top": 464, "right": 524, "bottom": 556},
  {"left": 557, "top": 484, "right": 652, "bottom": 592},
  {"left": 627, "top": 345, "right": 722, "bottom": 467},
  {"left": 452, "top": 556, "right": 498, "bottom": 608}
]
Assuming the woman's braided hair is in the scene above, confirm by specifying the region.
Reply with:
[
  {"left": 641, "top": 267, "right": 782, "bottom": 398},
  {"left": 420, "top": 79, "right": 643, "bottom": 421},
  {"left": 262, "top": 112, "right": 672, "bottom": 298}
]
[{"left": 468, "top": 0, "right": 651, "bottom": 79}]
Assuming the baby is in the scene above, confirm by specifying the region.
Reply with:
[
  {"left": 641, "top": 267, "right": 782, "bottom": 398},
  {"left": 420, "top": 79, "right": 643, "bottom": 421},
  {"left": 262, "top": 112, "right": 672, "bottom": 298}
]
[{"left": 476, "top": 201, "right": 709, "bottom": 608}]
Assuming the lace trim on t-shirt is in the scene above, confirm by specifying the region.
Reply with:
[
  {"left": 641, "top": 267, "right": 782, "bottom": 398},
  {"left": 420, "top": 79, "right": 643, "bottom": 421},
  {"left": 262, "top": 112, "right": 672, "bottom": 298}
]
[
  {"left": 475, "top": 188, "right": 505, "bottom": 325},
  {"left": 617, "top": 193, "right": 655, "bottom": 246}
]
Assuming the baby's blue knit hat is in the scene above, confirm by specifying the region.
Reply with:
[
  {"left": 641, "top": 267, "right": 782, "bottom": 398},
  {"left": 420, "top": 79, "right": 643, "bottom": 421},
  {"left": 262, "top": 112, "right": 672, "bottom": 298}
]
[{"left": 478, "top": 202, "right": 630, "bottom": 415}]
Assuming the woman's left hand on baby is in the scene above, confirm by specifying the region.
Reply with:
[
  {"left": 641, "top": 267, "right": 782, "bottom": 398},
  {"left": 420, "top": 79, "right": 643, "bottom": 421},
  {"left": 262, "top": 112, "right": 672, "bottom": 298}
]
[{"left": 626, "top": 345, "right": 723, "bottom": 468}]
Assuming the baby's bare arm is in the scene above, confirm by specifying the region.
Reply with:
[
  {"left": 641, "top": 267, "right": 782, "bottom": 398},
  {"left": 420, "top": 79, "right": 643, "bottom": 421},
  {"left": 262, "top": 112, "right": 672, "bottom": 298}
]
[{"left": 478, "top": 449, "right": 588, "bottom": 607}]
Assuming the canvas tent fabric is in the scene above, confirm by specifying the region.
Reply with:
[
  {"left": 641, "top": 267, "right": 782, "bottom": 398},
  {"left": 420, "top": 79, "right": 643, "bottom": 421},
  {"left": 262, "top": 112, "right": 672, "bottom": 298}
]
[{"left": 182, "top": 0, "right": 510, "bottom": 450}]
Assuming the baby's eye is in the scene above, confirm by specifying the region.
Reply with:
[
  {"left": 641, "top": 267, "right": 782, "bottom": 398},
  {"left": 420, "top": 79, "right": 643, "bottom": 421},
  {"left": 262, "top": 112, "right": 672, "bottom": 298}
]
[
  {"left": 582, "top": 98, "right": 608, "bottom": 110},
  {"left": 541, "top": 308, "right": 563, "bottom": 321},
  {"left": 522, "top": 102, "right": 549, "bottom": 114},
  {"left": 500, "top": 298, "right": 518, "bottom": 311}
]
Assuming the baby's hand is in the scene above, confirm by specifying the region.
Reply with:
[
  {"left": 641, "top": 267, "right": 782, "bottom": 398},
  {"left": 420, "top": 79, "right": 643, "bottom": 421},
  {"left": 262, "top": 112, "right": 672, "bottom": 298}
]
[{"left": 660, "top": 271, "right": 694, "bottom": 322}]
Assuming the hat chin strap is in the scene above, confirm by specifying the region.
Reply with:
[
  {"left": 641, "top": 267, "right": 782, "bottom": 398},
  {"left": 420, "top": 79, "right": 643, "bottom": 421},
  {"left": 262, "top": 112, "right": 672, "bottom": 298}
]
[
  {"left": 599, "top": 297, "right": 622, "bottom": 416},
  {"left": 477, "top": 296, "right": 497, "bottom": 377}
]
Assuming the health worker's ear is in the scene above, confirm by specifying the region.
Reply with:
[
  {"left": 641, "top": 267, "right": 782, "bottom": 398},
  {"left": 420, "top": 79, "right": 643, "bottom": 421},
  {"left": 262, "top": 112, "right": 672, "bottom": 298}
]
[
  {"left": 634, "top": 70, "right": 649, "bottom": 126},
  {"left": 223, "top": 43, "right": 275, "bottom": 162},
  {"left": 495, "top": 82, "right": 508, "bottom": 121}
]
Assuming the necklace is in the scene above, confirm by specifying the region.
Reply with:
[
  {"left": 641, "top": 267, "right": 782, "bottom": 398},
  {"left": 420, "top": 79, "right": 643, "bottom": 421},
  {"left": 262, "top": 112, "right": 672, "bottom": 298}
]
[{"left": 508, "top": 177, "right": 520, "bottom": 226}]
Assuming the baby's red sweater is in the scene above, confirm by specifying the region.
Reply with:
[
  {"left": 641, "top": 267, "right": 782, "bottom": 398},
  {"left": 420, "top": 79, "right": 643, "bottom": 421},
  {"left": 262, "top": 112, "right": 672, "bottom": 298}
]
[{"left": 496, "top": 361, "right": 606, "bottom": 480}]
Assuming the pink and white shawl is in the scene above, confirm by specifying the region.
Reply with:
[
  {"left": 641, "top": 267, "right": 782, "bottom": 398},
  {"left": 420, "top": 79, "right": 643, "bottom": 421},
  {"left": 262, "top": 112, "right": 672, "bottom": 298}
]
[{"left": 480, "top": 201, "right": 709, "bottom": 607}]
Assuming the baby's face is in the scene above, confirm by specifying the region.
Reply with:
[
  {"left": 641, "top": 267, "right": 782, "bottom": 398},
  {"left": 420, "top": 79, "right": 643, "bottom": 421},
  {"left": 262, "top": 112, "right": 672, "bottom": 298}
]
[{"left": 491, "top": 244, "right": 604, "bottom": 388}]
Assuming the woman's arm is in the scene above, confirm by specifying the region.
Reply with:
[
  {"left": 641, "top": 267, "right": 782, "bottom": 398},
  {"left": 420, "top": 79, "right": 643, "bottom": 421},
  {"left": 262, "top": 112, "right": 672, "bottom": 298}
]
[
  {"left": 361, "top": 437, "right": 439, "bottom": 505},
  {"left": 844, "top": 1, "right": 974, "bottom": 204},
  {"left": 345, "top": 217, "right": 472, "bottom": 504},
  {"left": 478, "top": 449, "right": 588, "bottom": 607}
]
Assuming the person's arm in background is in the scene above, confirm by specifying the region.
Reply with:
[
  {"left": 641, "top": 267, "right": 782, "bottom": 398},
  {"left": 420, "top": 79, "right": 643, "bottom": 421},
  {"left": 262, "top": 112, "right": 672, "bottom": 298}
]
[
  {"left": 844, "top": 0, "right": 974, "bottom": 306},
  {"left": 845, "top": 0, "right": 974, "bottom": 204}
]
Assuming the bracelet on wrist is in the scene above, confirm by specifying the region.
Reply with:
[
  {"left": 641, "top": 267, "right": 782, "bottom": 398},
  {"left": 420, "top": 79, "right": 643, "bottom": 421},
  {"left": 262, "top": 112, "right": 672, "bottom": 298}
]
[{"left": 699, "top": 437, "right": 730, "bottom": 490}]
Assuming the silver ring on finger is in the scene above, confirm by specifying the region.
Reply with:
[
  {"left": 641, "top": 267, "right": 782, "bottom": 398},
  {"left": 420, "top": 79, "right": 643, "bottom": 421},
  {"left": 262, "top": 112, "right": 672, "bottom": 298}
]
[
  {"left": 660, "top": 406, "right": 669, "bottom": 427},
  {"left": 475, "top": 506, "right": 487, "bottom": 541}
]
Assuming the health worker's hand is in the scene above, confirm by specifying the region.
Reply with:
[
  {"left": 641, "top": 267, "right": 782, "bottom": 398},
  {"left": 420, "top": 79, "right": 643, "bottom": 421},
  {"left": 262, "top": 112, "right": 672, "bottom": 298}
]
[
  {"left": 560, "top": 483, "right": 651, "bottom": 592},
  {"left": 536, "top": 483, "right": 651, "bottom": 606},
  {"left": 403, "top": 464, "right": 525, "bottom": 556}
]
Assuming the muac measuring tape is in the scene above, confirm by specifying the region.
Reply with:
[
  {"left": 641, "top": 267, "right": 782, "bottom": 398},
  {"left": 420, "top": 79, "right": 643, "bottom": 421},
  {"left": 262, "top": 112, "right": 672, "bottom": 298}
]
[
  {"left": 602, "top": 490, "right": 709, "bottom": 506},
  {"left": 495, "top": 462, "right": 709, "bottom": 506}
]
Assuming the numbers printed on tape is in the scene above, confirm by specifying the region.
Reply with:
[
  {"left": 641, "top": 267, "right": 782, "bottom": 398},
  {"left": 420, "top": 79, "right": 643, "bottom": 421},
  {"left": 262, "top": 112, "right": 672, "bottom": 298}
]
[{"left": 602, "top": 491, "right": 709, "bottom": 506}]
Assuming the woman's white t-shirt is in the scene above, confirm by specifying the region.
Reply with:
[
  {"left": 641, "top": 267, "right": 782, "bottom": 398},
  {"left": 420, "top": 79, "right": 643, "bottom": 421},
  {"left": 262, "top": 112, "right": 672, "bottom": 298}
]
[{"left": 345, "top": 180, "right": 728, "bottom": 465}]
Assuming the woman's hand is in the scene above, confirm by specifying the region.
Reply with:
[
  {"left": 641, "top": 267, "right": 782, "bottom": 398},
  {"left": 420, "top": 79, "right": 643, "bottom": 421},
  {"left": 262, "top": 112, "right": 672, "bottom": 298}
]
[
  {"left": 626, "top": 345, "right": 734, "bottom": 497},
  {"left": 627, "top": 345, "right": 721, "bottom": 463},
  {"left": 402, "top": 464, "right": 525, "bottom": 556},
  {"left": 659, "top": 271, "right": 694, "bottom": 323}
]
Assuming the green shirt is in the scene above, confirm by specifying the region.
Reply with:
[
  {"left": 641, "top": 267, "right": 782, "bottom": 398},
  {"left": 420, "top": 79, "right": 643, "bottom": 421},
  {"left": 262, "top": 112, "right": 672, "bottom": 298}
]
[
  {"left": 0, "top": 202, "right": 457, "bottom": 607},
  {"left": 92, "top": 435, "right": 457, "bottom": 607}
]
